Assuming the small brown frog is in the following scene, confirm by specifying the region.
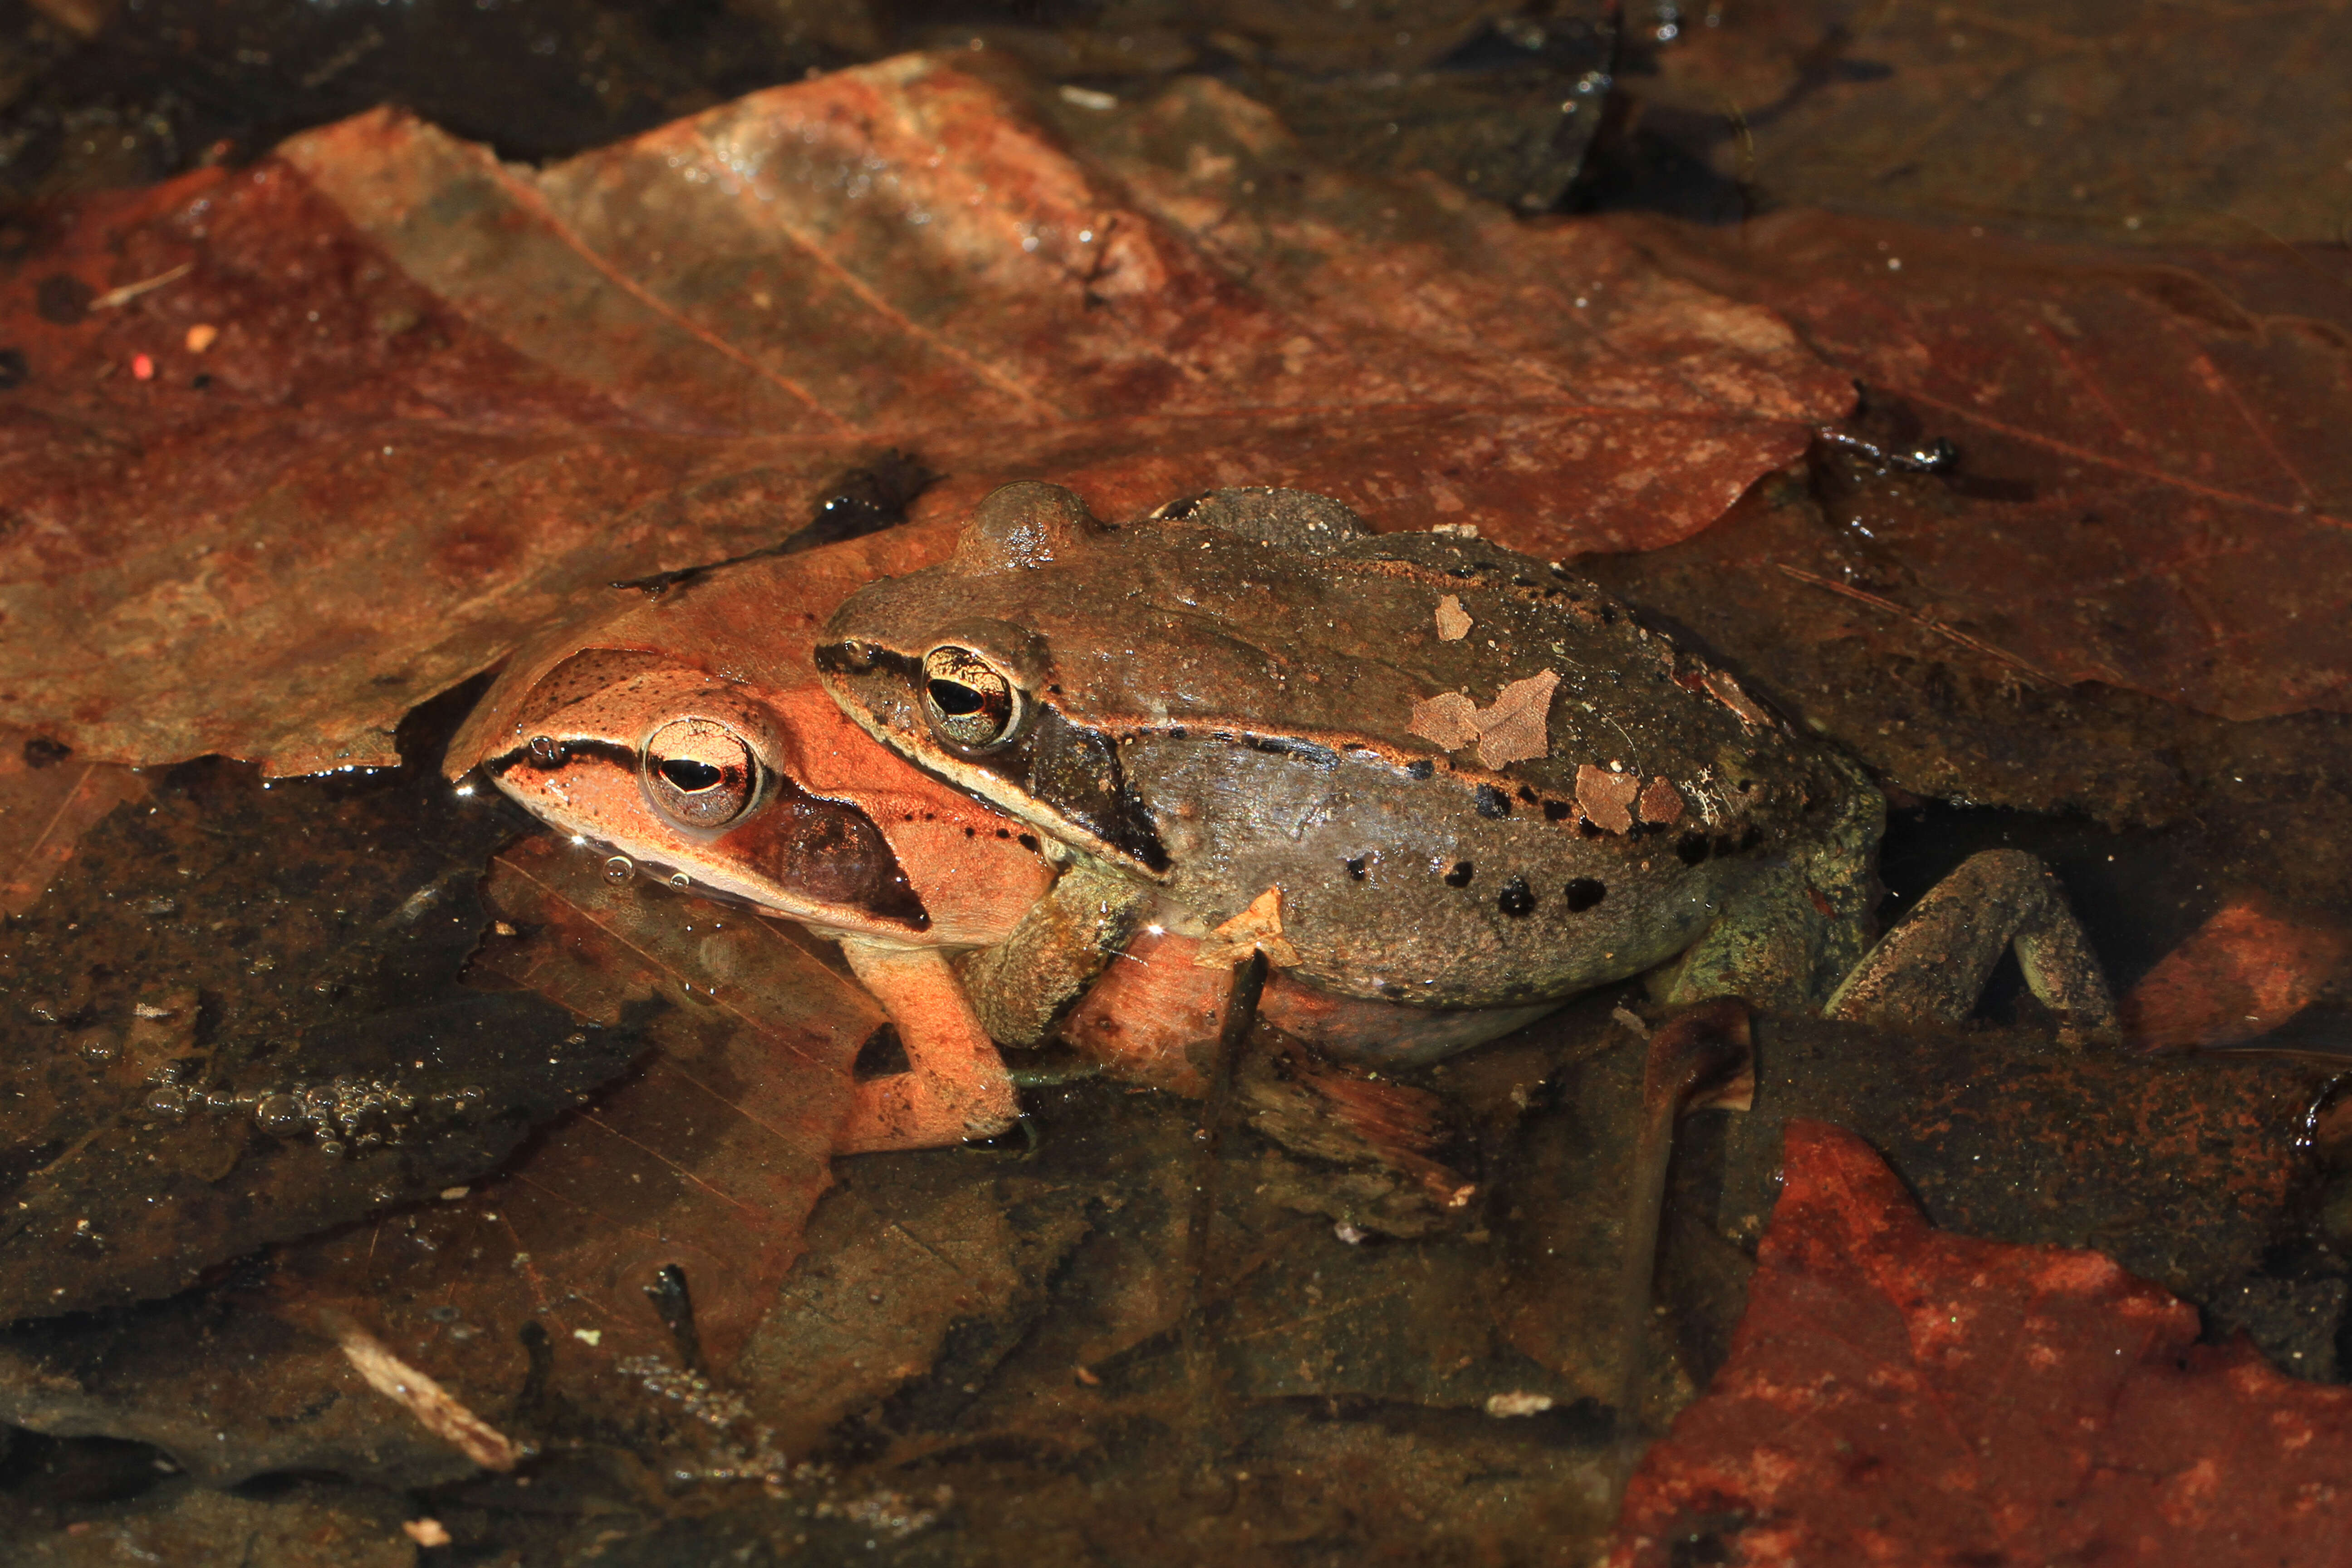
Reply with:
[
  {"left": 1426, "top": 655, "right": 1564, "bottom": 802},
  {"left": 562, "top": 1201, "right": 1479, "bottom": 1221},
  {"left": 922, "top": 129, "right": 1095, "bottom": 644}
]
[{"left": 445, "top": 526, "right": 1078, "bottom": 1153}]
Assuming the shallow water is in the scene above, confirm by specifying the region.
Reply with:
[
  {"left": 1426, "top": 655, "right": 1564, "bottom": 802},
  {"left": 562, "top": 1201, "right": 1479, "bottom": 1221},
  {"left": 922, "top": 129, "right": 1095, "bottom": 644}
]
[{"left": 4, "top": 2, "right": 2350, "bottom": 1563}]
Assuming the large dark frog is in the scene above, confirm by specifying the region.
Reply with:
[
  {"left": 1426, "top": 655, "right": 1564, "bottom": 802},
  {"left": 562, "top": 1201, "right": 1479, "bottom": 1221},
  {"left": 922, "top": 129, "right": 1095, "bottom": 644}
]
[{"left": 817, "top": 483, "right": 2118, "bottom": 1051}]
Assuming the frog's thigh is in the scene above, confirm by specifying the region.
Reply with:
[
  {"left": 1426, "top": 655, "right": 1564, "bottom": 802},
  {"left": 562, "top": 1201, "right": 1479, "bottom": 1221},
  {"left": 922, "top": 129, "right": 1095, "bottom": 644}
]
[
  {"left": 956, "top": 862, "right": 1149, "bottom": 1048},
  {"left": 835, "top": 942, "right": 1020, "bottom": 1152},
  {"left": 1656, "top": 864, "right": 1823, "bottom": 1014},
  {"left": 1823, "top": 848, "right": 2119, "bottom": 1045}
]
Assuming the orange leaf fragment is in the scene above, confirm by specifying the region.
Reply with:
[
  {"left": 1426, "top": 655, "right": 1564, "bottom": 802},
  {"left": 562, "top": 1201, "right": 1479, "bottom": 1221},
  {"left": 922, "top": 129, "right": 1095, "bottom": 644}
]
[
  {"left": 1638, "top": 776, "right": 1686, "bottom": 826},
  {"left": 1407, "top": 671, "right": 1559, "bottom": 768},
  {"left": 1575, "top": 764, "right": 1639, "bottom": 835},
  {"left": 1474, "top": 671, "right": 1560, "bottom": 769},
  {"left": 0, "top": 728, "right": 151, "bottom": 917},
  {"left": 2121, "top": 898, "right": 2349, "bottom": 1052},
  {"left": 1434, "top": 594, "right": 1473, "bottom": 641},
  {"left": 1406, "top": 691, "right": 1482, "bottom": 752},
  {"left": 1195, "top": 887, "right": 1302, "bottom": 969}
]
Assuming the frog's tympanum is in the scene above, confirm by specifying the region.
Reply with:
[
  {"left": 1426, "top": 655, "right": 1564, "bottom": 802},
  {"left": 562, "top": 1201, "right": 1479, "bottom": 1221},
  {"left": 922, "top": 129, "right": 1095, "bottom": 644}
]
[
  {"left": 445, "top": 528, "right": 1095, "bottom": 1154},
  {"left": 818, "top": 483, "right": 2119, "bottom": 1055}
]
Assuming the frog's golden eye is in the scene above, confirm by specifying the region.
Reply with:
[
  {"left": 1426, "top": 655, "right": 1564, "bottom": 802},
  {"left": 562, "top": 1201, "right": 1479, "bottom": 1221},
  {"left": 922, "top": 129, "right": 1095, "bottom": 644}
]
[
  {"left": 642, "top": 717, "right": 761, "bottom": 829},
  {"left": 921, "top": 645, "right": 1024, "bottom": 750}
]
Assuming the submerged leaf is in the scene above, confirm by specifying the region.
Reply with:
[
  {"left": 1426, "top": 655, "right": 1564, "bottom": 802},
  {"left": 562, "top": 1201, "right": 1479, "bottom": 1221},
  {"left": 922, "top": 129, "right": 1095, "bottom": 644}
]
[
  {"left": 1613, "top": 1121, "right": 2352, "bottom": 1568},
  {"left": 1637, "top": 212, "right": 2352, "bottom": 721}
]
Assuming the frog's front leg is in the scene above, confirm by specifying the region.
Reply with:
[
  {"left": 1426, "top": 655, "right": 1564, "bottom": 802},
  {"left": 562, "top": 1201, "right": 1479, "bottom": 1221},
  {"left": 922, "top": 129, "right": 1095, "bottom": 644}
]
[
  {"left": 1824, "top": 848, "right": 2119, "bottom": 1046},
  {"left": 954, "top": 860, "right": 1150, "bottom": 1047},
  {"left": 834, "top": 941, "right": 1021, "bottom": 1153}
]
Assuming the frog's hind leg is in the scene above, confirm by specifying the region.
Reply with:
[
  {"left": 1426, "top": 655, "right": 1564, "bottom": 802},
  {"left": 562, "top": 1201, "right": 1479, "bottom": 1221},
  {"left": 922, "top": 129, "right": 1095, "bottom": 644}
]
[
  {"left": 835, "top": 942, "right": 1022, "bottom": 1153},
  {"left": 1824, "top": 848, "right": 2119, "bottom": 1046}
]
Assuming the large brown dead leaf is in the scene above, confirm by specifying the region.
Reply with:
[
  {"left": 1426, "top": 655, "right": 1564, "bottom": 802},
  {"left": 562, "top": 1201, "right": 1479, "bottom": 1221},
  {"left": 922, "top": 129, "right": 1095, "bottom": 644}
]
[
  {"left": 0, "top": 54, "right": 1846, "bottom": 774},
  {"left": 1633, "top": 211, "right": 2352, "bottom": 721}
]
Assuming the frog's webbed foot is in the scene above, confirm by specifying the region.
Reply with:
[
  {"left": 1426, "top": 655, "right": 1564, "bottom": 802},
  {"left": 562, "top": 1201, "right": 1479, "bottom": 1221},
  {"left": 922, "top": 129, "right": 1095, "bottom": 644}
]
[
  {"left": 834, "top": 942, "right": 1021, "bottom": 1153},
  {"left": 1824, "top": 848, "right": 2119, "bottom": 1047},
  {"left": 955, "top": 861, "right": 1149, "bottom": 1047}
]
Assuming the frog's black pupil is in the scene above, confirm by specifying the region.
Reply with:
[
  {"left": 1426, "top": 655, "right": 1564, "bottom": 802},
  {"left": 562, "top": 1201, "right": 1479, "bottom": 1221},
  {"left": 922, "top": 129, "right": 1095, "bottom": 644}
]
[
  {"left": 929, "top": 679, "right": 985, "bottom": 716},
  {"left": 659, "top": 758, "right": 724, "bottom": 791}
]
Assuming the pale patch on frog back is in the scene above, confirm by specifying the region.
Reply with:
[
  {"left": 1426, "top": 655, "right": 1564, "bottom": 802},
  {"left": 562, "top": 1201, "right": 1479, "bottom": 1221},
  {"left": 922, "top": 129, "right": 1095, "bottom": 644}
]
[
  {"left": 1406, "top": 669, "right": 1558, "bottom": 769},
  {"left": 1434, "top": 594, "right": 1473, "bottom": 641}
]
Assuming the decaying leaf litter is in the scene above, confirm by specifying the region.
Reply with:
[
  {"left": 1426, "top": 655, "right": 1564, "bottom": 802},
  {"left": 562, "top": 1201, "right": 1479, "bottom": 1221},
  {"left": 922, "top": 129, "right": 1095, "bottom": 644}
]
[{"left": 0, "top": 10, "right": 2350, "bottom": 1564}]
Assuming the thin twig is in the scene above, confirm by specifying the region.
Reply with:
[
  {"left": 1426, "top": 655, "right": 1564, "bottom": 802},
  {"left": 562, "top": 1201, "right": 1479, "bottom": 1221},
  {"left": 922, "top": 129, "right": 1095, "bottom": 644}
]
[
  {"left": 88, "top": 263, "right": 193, "bottom": 310},
  {"left": 1775, "top": 563, "right": 2055, "bottom": 685}
]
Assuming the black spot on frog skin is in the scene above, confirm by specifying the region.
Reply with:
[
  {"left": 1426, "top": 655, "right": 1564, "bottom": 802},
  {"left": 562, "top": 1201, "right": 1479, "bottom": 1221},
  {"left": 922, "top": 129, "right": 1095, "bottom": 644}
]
[
  {"left": 996, "top": 829, "right": 1011, "bottom": 839},
  {"left": 1405, "top": 760, "right": 1435, "bottom": 780},
  {"left": 1578, "top": 818, "right": 1604, "bottom": 839},
  {"left": 1498, "top": 876, "right": 1535, "bottom": 917},
  {"left": 1475, "top": 784, "right": 1510, "bottom": 818},
  {"left": 1543, "top": 799, "right": 1573, "bottom": 822},
  {"left": 1517, "top": 786, "right": 1539, "bottom": 804},
  {"left": 1345, "top": 856, "right": 1368, "bottom": 880},
  {"left": 21, "top": 736, "right": 69, "bottom": 768},
  {"left": 1444, "top": 861, "right": 1475, "bottom": 888},
  {"left": 1565, "top": 877, "right": 1607, "bottom": 912},
  {"left": 1017, "top": 834, "right": 1039, "bottom": 852},
  {"left": 1676, "top": 831, "right": 1710, "bottom": 866}
]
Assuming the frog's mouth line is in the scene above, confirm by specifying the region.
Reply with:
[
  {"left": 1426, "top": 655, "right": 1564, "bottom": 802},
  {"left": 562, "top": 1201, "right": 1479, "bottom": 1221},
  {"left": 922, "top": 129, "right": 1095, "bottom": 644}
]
[{"left": 482, "top": 734, "right": 933, "bottom": 934}]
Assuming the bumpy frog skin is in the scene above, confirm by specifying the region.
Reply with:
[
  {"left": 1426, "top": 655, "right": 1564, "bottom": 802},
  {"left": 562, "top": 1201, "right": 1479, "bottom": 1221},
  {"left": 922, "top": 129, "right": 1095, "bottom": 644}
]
[{"left": 818, "top": 484, "right": 2120, "bottom": 1045}]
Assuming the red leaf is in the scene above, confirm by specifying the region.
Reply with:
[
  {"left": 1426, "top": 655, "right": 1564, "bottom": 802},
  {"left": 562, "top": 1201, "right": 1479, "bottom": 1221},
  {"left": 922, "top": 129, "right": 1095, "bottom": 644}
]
[
  {"left": 2122, "top": 898, "right": 2351, "bottom": 1052},
  {"left": 0, "top": 59, "right": 1847, "bottom": 774},
  {"left": 1612, "top": 1120, "right": 2352, "bottom": 1567}
]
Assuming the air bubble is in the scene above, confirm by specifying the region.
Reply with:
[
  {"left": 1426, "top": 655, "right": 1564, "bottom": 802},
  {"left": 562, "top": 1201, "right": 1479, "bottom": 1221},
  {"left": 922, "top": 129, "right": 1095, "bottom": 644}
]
[
  {"left": 605, "top": 855, "right": 635, "bottom": 884},
  {"left": 670, "top": 872, "right": 690, "bottom": 888},
  {"left": 144, "top": 1084, "right": 189, "bottom": 1117},
  {"left": 254, "top": 1093, "right": 305, "bottom": 1136}
]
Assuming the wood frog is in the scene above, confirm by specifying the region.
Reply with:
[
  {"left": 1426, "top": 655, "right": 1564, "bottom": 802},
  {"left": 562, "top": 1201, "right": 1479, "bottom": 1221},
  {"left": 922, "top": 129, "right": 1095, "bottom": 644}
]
[
  {"left": 816, "top": 483, "right": 2121, "bottom": 1051},
  {"left": 444, "top": 525, "right": 1092, "bottom": 1154}
]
